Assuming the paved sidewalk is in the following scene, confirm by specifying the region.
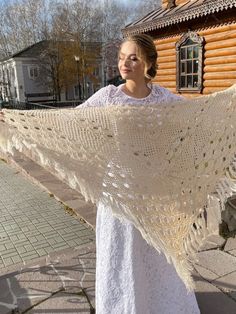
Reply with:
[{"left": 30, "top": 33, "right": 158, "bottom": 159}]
[
  {"left": 194, "top": 236, "right": 236, "bottom": 313},
  {"left": 0, "top": 244, "right": 96, "bottom": 314},
  {"left": 1, "top": 153, "right": 236, "bottom": 313},
  {"left": 0, "top": 160, "right": 95, "bottom": 273},
  {"left": 0, "top": 159, "right": 96, "bottom": 313}
]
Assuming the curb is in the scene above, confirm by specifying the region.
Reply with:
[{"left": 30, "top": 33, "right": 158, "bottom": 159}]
[{"left": 0, "top": 150, "right": 96, "bottom": 229}]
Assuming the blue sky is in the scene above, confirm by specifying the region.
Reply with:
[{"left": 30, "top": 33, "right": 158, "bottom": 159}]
[
  {"left": 0, "top": 0, "right": 143, "bottom": 8},
  {"left": 0, "top": 0, "right": 139, "bottom": 5},
  {"left": 116, "top": 0, "right": 137, "bottom": 4}
]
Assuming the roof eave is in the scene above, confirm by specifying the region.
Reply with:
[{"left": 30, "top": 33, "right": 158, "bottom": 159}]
[{"left": 122, "top": 0, "right": 236, "bottom": 36}]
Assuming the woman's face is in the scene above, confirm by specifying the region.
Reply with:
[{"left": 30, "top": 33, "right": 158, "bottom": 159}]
[{"left": 118, "top": 41, "right": 146, "bottom": 81}]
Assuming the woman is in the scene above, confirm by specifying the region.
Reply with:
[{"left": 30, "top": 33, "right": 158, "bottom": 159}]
[{"left": 80, "top": 34, "right": 200, "bottom": 314}]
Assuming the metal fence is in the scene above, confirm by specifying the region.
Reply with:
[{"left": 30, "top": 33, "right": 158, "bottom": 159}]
[{"left": 1, "top": 99, "right": 83, "bottom": 110}]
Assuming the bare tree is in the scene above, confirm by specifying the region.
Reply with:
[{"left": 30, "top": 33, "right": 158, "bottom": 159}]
[
  {"left": 0, "top": 0, "right": 50, "bottom": 56},
  {"left": 37, "top": 40, "right": 77, "bottom": 101},
  {"left": 129, "top": 0, "right": 161, "bottom": 22},
  {"left": 0, "top": 0, "right": 162, "bottom": 98},
  {"left": 100, "top": 0, "right": 130, "bottom": 42}
]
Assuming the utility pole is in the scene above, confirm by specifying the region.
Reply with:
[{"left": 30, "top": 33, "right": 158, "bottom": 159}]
[{"left": 74, "top": 55, "right": 81, "bottom": 100}]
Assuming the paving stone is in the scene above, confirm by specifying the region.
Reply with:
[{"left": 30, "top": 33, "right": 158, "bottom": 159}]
[
  {"left": 193, "top": 264, "right": 219, "bottom": 282},
  {"left": 51, "top": 246, "right": 96, "bottom": 291},
  {"left": 2, "top": 257, "right": 14, "bottom": 266},
  {"left": 196, "top": 250, "right": 236, "bottom": 277},
  {"left": 211, "top": 270, "right": 236, "bottom": 301},
  {"left": 16, "top": 246, "right": 27, "bottom": 254},
  {"left": 47, "top": 238, "right": 57, "bottom": 245},
  {"left": 229, "top": 250, "right": 236, "bottom": 257},
  {"left": 9, "top": 235, "right": 18, "bottom": 242},
  {"left": 1, "top": 250, "right": 19, "bottom": 259},
  {"left": 23, "top": 254, "right": 40, "bottom": 261},
  {"left": 33, "top": 242, "right": 50, "bottom": 249},
  {"left": 63, "top": 233, "right": 79, "bottom": 241},
  {"left": 66, "top": 240, "right": 78, "bottom": 247},
  {"left": 5, "top": 266, "right": 62, "bottom": 312},
  {"left": 36, "top": 248, "right": 48, "bottom": 256},
  {"left": 85, "top": 286, "right": 95, "bottom": 308},
  {"left": 28, "top": 237, "right": 38, "bottom": 243},
  {"left": 24, "top": 244, "right": 34, "bottom": 251},
  {"left": 224, "top": 237, "right": 236, "bottom": 252},
  {"left": 12, "top": 256, "right": 22, "bottom": 264},
  {"left": 0, "top": 247, "right": 8, "bottom": 254},
  {"left": 0, "top": 244, "right": 95, "bottom": 313},
  {"left": 4, "top": 242, "right": 15, "bottom": 250},
  {"left": 27, "top": 291, "right": 91, "bottom": 314},
  {"left": 199, "top": 234, "right": 226, "bottom": 251},
  {"left": 20, "top": 251, "right": 39, "bottom": 258},
  {"left": 195, "top": 277, "right": 236, "bottom": 314},
  {"left": 0, "top": 279, "right": 19, "bottom": 314},
  {"left": 51, "top": 242, "right": 70, "bottom": 250},
  {"left": 44, "top": 247, "right": 55, "bottom": 253}
]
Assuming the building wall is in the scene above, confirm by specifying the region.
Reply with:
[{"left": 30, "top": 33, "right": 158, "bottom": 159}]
[
  {"left": 153, "top": 22, "right": 236, "bottom": 97},
  {"left": 22, "top": 60, "right": 54, "bottom": 103},
  {"left": 14, "top": 60, "right": 26, "bottom": 102},
  {"left": 175, "top": 0, "right": 188, "bottom": 5},
  {"left": 0, "top": 60, "right": 18, "bottom": 102}
]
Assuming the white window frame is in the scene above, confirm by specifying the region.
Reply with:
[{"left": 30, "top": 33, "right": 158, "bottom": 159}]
[{"left": 28, "top": 66, "right": 39, "bottom": 80}]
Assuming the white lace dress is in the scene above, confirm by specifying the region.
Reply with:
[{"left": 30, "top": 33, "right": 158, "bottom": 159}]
[{"left": 80, "top": 84, "right": 200, "bottom": 314}]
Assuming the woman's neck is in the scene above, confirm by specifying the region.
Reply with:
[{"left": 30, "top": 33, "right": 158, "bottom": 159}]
[{"left": 123, "top": 80, "right": 151, "bottom": 99}]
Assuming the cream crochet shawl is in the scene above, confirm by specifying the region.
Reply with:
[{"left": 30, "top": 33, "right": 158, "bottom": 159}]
[{"left": 1, "top": 85, "right": 236, "bottom": 290}]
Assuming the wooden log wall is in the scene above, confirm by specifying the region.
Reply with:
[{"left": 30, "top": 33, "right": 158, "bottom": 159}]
[
  {"left": 200, "top": 24, "right": 236, "bottom": 94},
  {"left": 175, "top": 0, "right": 188, "bottom": 5},
  {"left": 162, "top": 0, "right": 169, "bottom": 8},
  {"left": 153, "top": 22, "right": 236, "bottom": 97},
  {"left": 153, "top": 36, "right": 179, "bottom": 94}
]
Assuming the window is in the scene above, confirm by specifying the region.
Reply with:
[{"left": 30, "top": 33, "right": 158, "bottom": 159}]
[
  {"left": 28, "top": 66, "right": 39, "bottom": 80},
  {"left": 93, "top": 66, "right": 99, "bottom": 77},
  {"left": 176, "top": 32, "right": 204, "bottom": 93},
  {"left": 74, "top": 84, "right": 82, "bottom": 99},
  {"left": 74, "top": 85, "right": 79, "bottom": 97}
]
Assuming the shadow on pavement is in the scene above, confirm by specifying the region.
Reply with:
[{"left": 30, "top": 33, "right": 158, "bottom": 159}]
[{"left": 0, "top": 247, "right": 96, "bottom": 314}]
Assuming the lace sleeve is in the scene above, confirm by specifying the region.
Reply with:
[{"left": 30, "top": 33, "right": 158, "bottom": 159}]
[
  {"left": 153, "top": 84, "right": 184, "bottom": 102},
  {"left": 76, "top": 86, "right": 113, "bottom": 108}
]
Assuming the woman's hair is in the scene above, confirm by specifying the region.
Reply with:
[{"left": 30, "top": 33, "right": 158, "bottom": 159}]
[{"left": 121, "top": 34, "right": 158, "bottom": 80}]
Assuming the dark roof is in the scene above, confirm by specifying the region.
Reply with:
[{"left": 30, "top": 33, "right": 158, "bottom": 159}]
[
  {"left": 0, "top": 40, "right": 50, "bottom": 61},
  {"left": 123, "top": 0, "right": 236, "bottom": 36},
  {"left": 1, "top": 40, "right": 103, "bottom": 62},
  {"left": 12, "top": 40, "right": 49, "bottom": 58}
]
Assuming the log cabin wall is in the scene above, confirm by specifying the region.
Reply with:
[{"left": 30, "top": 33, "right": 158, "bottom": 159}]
[
  {"left": 124, "top": 1, "right": 236, "bottom": 97},
  {"left": 162, "top": 0, "right": 169, "bottom": 8},
  {"left": 152, "top": 20, "right": 236, "bottom": 97},
  {"left": 175, "top": 0, "right": 189, "bottom": 5}
]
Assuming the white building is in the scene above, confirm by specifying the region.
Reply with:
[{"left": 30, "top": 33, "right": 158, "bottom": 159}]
[
  {"left": 0, "top": 41, "right": 52, "bottom": 104},
  {"left": 0, "top": 40, "right": 104, "bottom": 105}
]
